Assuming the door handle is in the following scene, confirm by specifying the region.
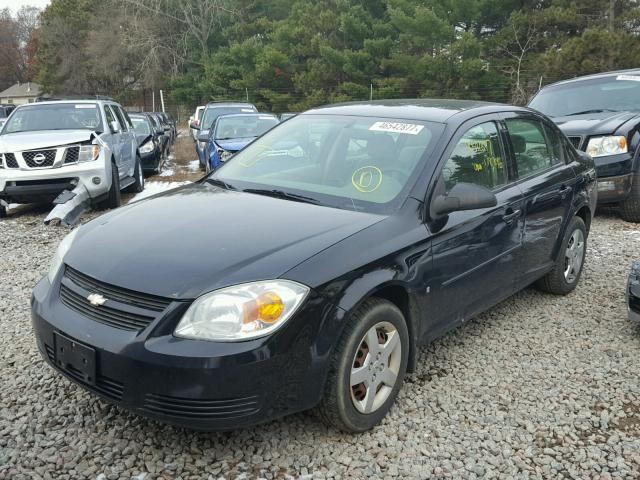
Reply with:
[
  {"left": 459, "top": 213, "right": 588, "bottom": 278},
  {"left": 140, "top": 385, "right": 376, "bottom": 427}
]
[
  {"left": 559, "top": 185, "right": 573, "bottom": 199},
  {"left": 502, "top": 209, "right": 522, "bottom": 225}
]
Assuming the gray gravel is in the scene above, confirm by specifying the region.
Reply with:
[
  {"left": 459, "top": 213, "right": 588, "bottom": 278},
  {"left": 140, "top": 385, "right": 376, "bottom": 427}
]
[{"left": 1, "top": 209, "right": 640, "bottom": 480}]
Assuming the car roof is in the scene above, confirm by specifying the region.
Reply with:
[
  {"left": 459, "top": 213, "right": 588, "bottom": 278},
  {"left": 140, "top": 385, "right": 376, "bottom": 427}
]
[
  {"left": 19, "top": 99, "right": 113, "bottom": 108},
  {"left": 216, "top": 113, "right": 278, "bottom": 120},
  {"left": 205, "top": 102, "right": 256, "bottom": 108},
  {"left": 303, "top": 99, "right": 526, "bottom": 123},
  {"left": 540, "top": 68, "right": 640, "bottom": 90}
]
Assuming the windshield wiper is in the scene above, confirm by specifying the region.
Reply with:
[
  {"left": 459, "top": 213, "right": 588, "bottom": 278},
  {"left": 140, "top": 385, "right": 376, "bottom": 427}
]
[
  {"left": 243, "top": 188, "right": 320, "bottom": 205},
  {"left": 205, "top": 178, "right": 236, "bottom": 190},
  {"left": 565, "top": 108, "right": 618, "bottom": 116}
]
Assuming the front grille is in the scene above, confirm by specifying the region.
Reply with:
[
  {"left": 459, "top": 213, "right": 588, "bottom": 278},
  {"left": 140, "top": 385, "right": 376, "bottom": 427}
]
[
  {"left": 568, "top": 136, "right": 583, "bottom": 151},
  {"left": 64, "top": 146, "right": 79, "bottom": 164},
  {"left": 65, "top": 266, "right": 171, "bottom": 312},
  {"left": 60, "top": 284, "right": 157, "bottom": 331},
  {"left": 141, "top": 393, "right": 260, "bottom": 420},
  {"left": 44, "top": 343, "right": 124, "bottom": 401},
  {"left": 5, "top": 153, "right": 18, "bottom": 168},
  {"left": 23, "top": 149, "right": 56, "bottom": 168}
]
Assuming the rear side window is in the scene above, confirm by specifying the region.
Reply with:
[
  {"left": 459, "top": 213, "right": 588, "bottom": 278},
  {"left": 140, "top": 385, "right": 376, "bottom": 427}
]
[
  {"left": 505, "top": 118, "right": 558, "bottom": 178},
  {"left": 441, "top": 122, "right": 508, "bottom": 192},
  {"left": 119, "top": 107, "right": 134, "bottom": 129}
]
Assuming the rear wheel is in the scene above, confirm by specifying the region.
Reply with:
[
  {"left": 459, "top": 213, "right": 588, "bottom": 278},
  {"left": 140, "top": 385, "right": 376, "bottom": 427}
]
[
  {"left": 97, "top": 163, "right": 121, "bottom": 210},
  {"left": 620, "top": 174, "right": 640, "bottom": 223},
  {"left": 317, "top": 298, "right": 409, "bottom": 432},
  {"left": 0, "top": 204, "right": 6, "bottom": 219},
  {"left": 535, "top": 216, "right": 587, "bottom": 295},
  {"left": 126, "top": 156, "right": 144, "bottom": 193}
]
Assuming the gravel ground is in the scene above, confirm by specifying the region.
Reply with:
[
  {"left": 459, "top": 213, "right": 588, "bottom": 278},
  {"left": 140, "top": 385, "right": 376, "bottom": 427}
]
[{"left": 1, "top": 201, "right": 640, "bottom": 479}]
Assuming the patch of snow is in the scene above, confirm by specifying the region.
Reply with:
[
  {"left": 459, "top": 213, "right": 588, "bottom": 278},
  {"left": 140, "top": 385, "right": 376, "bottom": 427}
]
[
  {"left": 188, "top": 160, "right": 200, "bottom": 171},
  {"left": 129, "top": 181, "right": 191, "bottom": 203},
  {"left": 167, "top": 154, "right": 175, "bottom": 160},
  {"left": 159, "top": 168, "right": 175, "bottom": 177}
]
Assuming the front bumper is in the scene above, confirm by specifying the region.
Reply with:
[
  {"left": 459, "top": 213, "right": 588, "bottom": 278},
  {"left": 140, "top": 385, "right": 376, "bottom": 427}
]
[
  {"left": 0, "top": 158, "right": 109, "bottom": 204},
  {"left": 596, "top": 173, "right": 633, "bottom": 203},
  {"left": 628, "top": 262, "right": 640, "bottom": 323},
  {"left": 139, "top": 149, "right": 160, "bottom": 172},
  {"left": 31, "top": 275, "right": 334, "bottom": 430}
]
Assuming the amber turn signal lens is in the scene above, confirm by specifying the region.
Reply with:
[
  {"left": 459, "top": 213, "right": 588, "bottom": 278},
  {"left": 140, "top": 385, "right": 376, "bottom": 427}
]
[
  {"left": 619, "top": 136, "right": 627, "bottom": 150},
  {"left": 242, "top": 291, "right": 285, "bottom": 324}
]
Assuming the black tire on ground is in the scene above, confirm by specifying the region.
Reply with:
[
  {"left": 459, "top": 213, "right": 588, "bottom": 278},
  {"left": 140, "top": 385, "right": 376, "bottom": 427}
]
[
  {"left": 0, "top": 204, "right": 6, "bottom": 219},
  {"left": 316, "top": 298, "right": 409, "bottom": 432},
  {"left": 535, "top": 216, "right": 587, "bottom": 295},
  {"left": 97, "top": 162, "right": 121, "bottom": 210},
  {"left": 126, "top": 156, "right": 144, "bottom": 193},
  {"left": 620, "top": 174, "right": 640, "bottom": 223}
]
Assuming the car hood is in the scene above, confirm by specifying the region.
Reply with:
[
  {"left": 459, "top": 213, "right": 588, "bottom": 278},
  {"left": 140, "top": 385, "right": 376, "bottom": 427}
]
[
  {"left": 0, "top": 129, "right": 97, "bottom": 152},
  {"left": 65, "top": 183, "right": 384, "bottom": 299},
  {"left": 553, "top": 111, "right": 638, "bottom": 137},
  {"left": 216, "top": 138, "right": 254, "bottom": 152}
]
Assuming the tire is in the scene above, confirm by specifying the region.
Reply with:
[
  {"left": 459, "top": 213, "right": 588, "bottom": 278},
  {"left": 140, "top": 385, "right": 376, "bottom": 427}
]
[
  {"left": 97, "top": 162, "right": 121, "bottom": 210},
  {"left": 0, "top": 204, "right": 6, "bottom": 219},
  {"left": 535, "top": 216, "right": 587, "bottom": 295},
  {"left": 620, "top": 173, "right": 640, "bottom": 223},
  {"left": 126, "top": 156, "right": 144, "bottom": 193},
  {"left": 316, "top": 298, "right": 409, "bottom": 432}
]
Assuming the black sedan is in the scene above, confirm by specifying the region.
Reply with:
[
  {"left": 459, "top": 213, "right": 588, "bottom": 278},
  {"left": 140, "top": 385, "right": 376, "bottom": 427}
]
[
  {"left": 32, "top": 100, "right": 597, "bottom": 432},
  {"left": 129, "top": 113, "right": 165, "bottom": 174}
]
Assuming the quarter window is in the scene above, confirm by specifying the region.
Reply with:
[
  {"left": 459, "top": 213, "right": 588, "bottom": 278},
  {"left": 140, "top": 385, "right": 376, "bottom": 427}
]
[
  {"left": 442, "top": 122, "right": 508, "bottom": 191},
  {"left": 505, "top": 118, "right": 557, "bottom": 178}
]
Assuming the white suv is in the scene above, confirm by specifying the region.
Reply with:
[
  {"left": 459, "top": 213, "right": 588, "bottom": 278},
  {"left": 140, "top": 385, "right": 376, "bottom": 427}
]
[{"left": 0, "top": 98, "right": 144, "bottom": 218}]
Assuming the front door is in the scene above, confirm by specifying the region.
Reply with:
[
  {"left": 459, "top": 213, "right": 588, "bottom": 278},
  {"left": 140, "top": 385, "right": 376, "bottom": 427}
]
[
  {"left": 426, "top": 119, "right": 524, "bottom": 334},
  {"left": 501, "top": 114, "right": 578, "bottom": 282}
]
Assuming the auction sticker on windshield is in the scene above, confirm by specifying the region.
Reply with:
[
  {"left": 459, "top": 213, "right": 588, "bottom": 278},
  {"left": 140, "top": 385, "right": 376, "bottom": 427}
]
[{"left": 369, "top": 121, "right": 424, "bottom": 135}]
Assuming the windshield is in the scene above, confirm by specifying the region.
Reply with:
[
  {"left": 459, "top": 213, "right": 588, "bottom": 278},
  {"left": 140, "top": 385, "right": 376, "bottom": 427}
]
[
  {"left": 215, "top": 115, "right": 279, "bottom": 140},
  {"left": 530, "top": 74, "right": 640, "bottom": 117},
  {"left": 2, "top": 103, "right": 103, "bottom": 133},
  {"left": 131, "top": 117, "right": 151, "bottom": 135},
  {"left": 201, "top": 105, "right": 256, "bottom": 129},
  {"left": 212, "top": 114, "right": 443, "bottom": 213}
]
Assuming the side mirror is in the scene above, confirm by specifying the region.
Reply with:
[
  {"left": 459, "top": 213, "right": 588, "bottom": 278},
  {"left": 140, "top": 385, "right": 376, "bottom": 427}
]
[
  {"left": 197, "top": 132, "right": 209, "bottom": 143},
  {"left": 189, "top": 121, "right": 200, "bottom": 130},
  {"left": 110, "top": 121, "right": 121, "bottom": 133},
  {"left": 431, "top": 182, "right": 497, "bottom": 217}
]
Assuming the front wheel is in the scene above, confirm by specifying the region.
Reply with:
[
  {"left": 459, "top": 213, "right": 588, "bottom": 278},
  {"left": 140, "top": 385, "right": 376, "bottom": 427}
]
[
  {"left": 620, "top": 174, "right": 640, "bottom": 223},
  {"left": 0, "top": 204, "right": 6, "bottom": 219},
  {"left": 317, "top": 298, "right": 409, "bottom": 432},
  {"left": 535, "top": 216, "right": 587, "bottom": 295},
  {"left": 97, "top": 163, "right": 121, "bottom": 210}
]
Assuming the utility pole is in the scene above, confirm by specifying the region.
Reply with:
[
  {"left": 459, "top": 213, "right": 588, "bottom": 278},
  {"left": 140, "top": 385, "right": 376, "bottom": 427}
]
[{"left": 609, "top": 0, "right": 615, "bottom": 32}]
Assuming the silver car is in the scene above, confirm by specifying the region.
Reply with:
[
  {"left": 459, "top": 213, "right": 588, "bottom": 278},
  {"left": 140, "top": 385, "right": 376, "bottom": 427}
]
[{"left": 0, "top": 99, "right": 144, "bottom": 218}]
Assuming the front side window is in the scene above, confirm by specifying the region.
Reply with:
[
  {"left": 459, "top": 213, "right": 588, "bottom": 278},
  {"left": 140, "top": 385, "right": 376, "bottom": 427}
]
[
  {"left": 104, "top": 105, "right": 117, "bottom": 130},
  {"left": 213, "top": 114, "right": 443, "bottom": 213},
  {"left": 505, "top": 118, "right": 556, "bottom": 178},
  {"left": 112, "top": 105, "right": 128, "bottom": 131},
  {"left": 441, "top": 122, "right": 508, "bottom": 192},
  {"left": 2, "top": 103, "right": 103, "bottom": 134}
]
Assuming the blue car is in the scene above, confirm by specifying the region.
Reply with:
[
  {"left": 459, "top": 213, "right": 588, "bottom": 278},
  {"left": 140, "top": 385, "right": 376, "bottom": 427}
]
[
  {"left": 206, "top": 113, "right": 279, "bottom": 171},
  {"left": 190, "top": 102, "right": 258, "bottom": 170}
]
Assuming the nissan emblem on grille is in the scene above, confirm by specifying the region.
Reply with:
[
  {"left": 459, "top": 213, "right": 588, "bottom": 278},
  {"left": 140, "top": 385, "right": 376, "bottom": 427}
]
[
  {"left": 87, "top": 293, "right": 107, "bottom": 306},
  {"left": 32, "top": 153, "right": 46, "bottom": 165}
]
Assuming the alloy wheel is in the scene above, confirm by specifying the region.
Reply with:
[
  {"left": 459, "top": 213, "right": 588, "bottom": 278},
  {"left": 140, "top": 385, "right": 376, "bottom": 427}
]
[
  {"left": 564, "top": 229, "right": 585, "bottom": 284},
  {"left": 350, "top": 321, "right": 402, "bottom": 414}
]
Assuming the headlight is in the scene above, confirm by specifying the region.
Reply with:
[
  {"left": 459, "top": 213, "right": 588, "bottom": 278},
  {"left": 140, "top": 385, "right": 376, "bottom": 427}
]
[
  {"left": 78, "top": 144, "right": 101, "bottom": 162},
  {"left": 217, "top": 148, "right": 233, "bottom": 162},
  {"left": 586, "top": 136, "right": 627, "bottom": 157},
  {"left": 47, "top": 228, "right": 79, "bottom": 283},
  {"left": 175, "top": 280, "right": 309, "bottom": 342},
  {"left": 139, "top": 140, "right": 154, "bottom": 154}
]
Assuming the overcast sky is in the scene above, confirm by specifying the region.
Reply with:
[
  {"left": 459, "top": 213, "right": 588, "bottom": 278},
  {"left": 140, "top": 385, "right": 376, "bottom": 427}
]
[{"left": 0, "top": 0, "right": 50, "bottom": 13}]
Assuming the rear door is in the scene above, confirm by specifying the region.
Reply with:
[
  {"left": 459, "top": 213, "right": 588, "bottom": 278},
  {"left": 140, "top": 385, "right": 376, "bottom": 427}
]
[
  {"left": 501, "top": 113, "right": 578, "bottom": 283},
  {"left": 427, "top": 118, "right": 525, "bottom": 331}
]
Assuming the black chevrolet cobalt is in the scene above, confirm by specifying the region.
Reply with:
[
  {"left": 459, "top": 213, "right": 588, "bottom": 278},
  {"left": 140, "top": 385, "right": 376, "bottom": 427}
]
[{"left": 32, "top": 100, "right": 597, "bottom": 432}]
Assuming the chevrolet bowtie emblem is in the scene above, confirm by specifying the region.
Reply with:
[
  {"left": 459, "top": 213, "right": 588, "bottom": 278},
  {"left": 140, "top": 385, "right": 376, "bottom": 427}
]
[{"left": 87, "top": 293, "right": 107, "bottom": 306}]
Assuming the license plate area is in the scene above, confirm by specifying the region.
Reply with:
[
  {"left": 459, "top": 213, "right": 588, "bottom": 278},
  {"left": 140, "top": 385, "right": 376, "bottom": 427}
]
[{"left": 53, "top": 332, "right": 96, "bottom": 385}]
